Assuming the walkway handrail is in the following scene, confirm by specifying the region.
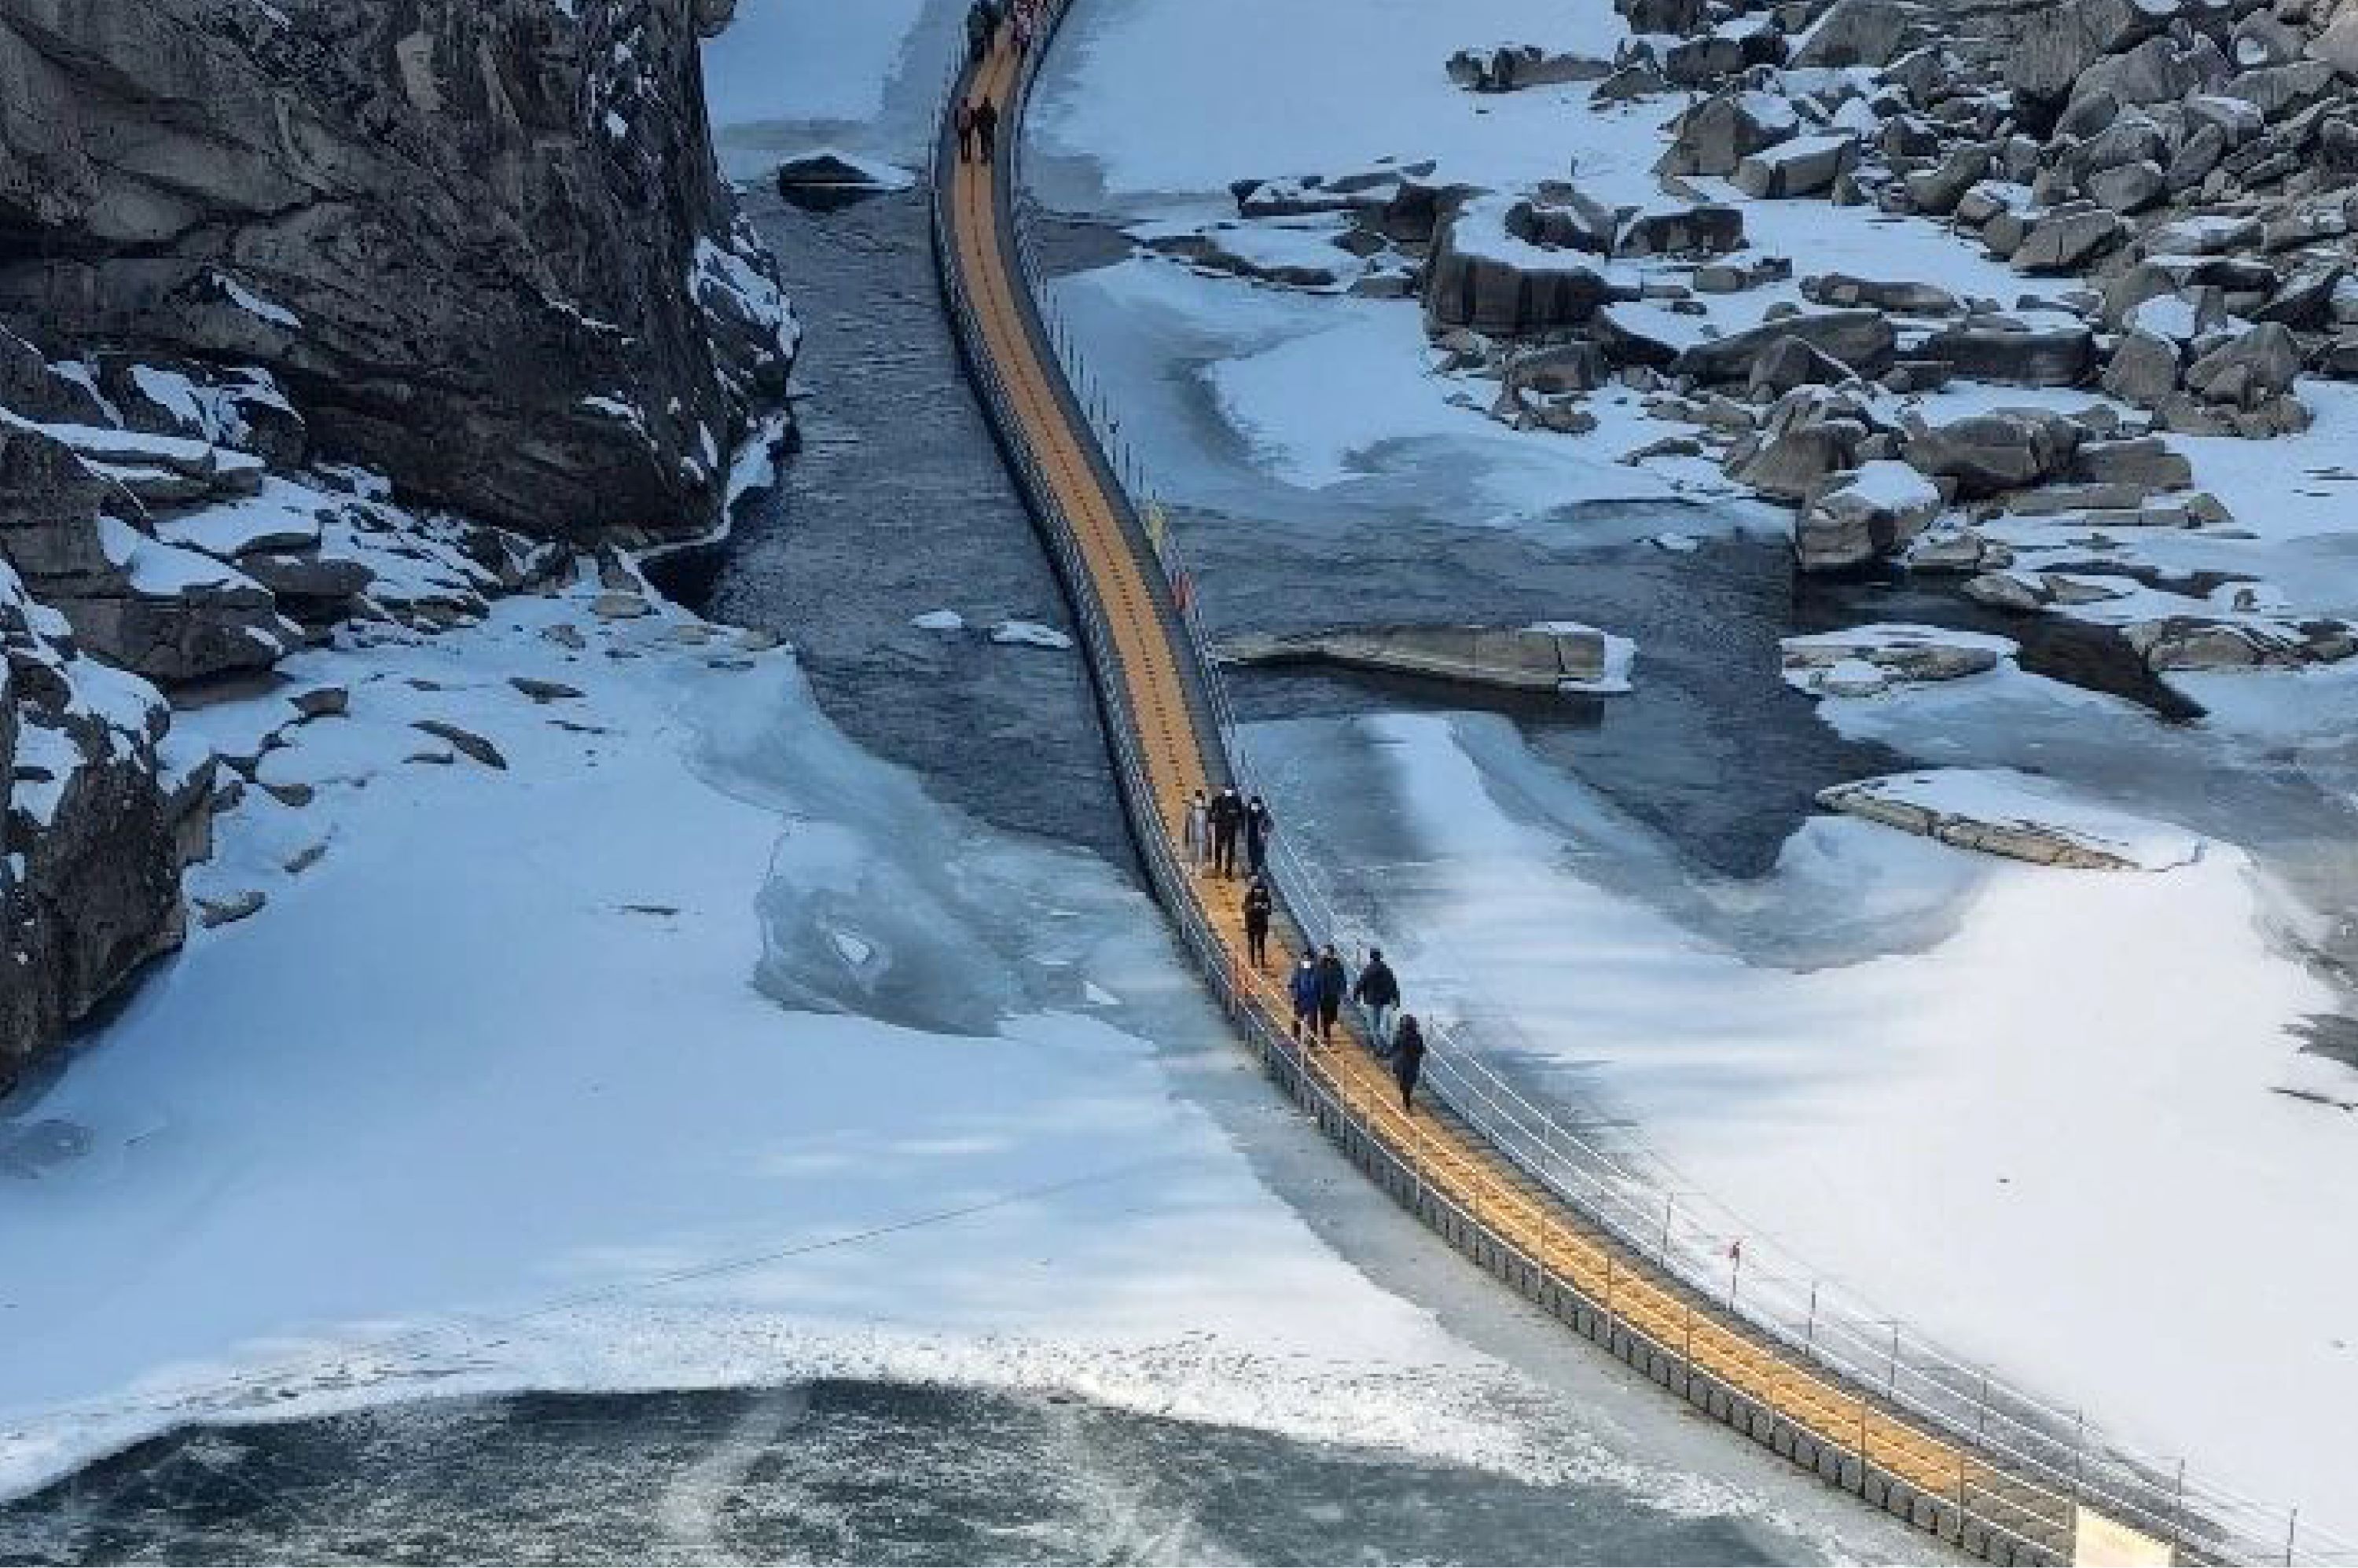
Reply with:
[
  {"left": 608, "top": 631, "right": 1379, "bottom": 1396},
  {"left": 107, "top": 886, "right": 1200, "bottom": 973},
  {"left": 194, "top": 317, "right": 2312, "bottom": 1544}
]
[{"left": 927, "top": 9, "right": 2352, "bottom": 1565}]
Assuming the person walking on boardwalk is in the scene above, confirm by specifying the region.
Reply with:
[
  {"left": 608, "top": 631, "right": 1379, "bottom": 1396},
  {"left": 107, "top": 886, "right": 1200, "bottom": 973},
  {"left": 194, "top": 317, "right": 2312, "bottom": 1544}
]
[
  {"left": 1313, "top": 943, "right": 1349, "bottom": 1043},
  {"left": 1390, "top": 1013, "right": 1427, "bottom": 1113},
  {"left": 1289, "top": 952, "right": 1321, "bottom": 1042},
  {"left": 972, "top": 96, "right": 1001, "bottom": 161},
  {"left": 1353, "top": 946, "right": 1401, "bottom": 1052},
  {"left": 965, "top": 0, "right": 996, "bottom": 61},
  {"left": 1242, "top": 876, "right": 1273, "bottom": 969},
  {"left": 1208, "top": 786, "right": 1243, "bottom": 878},
  {"left": 954, "top": 101, "right": 976, "bottom": 163},
  {"left": 1243, "top": 793, "right": 1275, "bottom": 876},
  {"left": 1183, "top": 788, "right": 1211, "bottom": 873}
]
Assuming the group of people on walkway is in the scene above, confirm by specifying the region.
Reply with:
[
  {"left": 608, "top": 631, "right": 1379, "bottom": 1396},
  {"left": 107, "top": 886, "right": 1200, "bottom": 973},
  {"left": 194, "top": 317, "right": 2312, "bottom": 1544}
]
[
  {"left": 1181, "top": 785, "right": 1275, "bottom": 882},
  {"left": 964, "top": 0, "right": 1045, "bottom": 64},
  {"left": 953, "top": 97, "right": 1000, "bottom": 163},
  {"left": 1178, "top": 786, "right": 1427, "bottom": 1114},
  {"left": 958, "top": 0, "right": 1052, "bottom": 162}
]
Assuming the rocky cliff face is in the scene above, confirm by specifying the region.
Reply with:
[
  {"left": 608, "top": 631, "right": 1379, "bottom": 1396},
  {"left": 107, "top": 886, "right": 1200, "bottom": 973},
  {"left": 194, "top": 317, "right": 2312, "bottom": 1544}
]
[
  {"left": 0, "top": 0, "right": 796, "bottom": 1087},
  {"left": 0, "top": 0, "right": 794, "bottom": 542}
]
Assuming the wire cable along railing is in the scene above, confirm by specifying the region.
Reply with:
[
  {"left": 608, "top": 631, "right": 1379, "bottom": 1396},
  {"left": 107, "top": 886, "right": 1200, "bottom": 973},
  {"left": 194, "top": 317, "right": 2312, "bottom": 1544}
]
[{"left": 923, "top": 9, "right": 2352, "bottom": 1565}]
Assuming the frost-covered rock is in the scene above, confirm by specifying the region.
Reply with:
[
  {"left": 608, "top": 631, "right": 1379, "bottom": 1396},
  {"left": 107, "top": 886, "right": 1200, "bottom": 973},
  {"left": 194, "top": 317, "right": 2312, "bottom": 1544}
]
[
  {"left": 1424, "top": 195, "right": 1635, "bottom": 334},
  {"left": 1818, "top": 769, "right": 2206, "bottom": 871},
  {"left": 1219, "top": 622, "right": 1632, "bottom": 692},
  {"left": 1782, "top": 624, "right": 2015, "bottom": 694},
  {"left": 0, "top": 558, "right": 210, "bottom": 1087},
  {"left": 1902, "top": 408, "right": 2084, "bottom": 498},
  {"left": 1797, "top": 461, "right": 1945, "bottom": 571}
]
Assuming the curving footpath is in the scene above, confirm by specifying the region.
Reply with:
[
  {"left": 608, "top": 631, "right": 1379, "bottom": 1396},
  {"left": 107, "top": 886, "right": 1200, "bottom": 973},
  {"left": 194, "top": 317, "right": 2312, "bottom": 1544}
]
[{"left": 926, "top": 13, "right": 2221, "bottom": 1567}]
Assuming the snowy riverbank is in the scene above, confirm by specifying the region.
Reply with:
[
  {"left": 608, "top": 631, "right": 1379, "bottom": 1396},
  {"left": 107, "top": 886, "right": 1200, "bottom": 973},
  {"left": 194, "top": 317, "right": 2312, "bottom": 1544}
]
[{"left": 1029, "top": 0, "right": 2358, "bottom": 1533}]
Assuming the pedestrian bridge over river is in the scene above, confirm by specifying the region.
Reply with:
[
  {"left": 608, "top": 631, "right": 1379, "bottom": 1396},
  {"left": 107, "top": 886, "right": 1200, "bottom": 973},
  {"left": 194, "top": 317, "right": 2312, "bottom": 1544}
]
[{"left": 928, "top": 9, "right": 2310, "bottom": 1563}]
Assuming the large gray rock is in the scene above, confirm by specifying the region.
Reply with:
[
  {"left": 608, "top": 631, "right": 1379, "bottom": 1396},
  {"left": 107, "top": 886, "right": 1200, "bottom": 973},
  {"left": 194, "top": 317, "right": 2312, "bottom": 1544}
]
[
  {"left": 1802, "top": 274, "right": 1963, "bottom": 316},
  {"left": 1790, "top": 0, "right": 1915, "bottom": 68},
  {"left": 1903, "top": 409, "right": 2084, "bottom": 497},
  {"left": 0, "top": 558, "right": 208, "bottom": 1089},
  {"left": 2072, "top": 436, "right": 2194, "bottom": 489},
  {"left": 2010, "top": 0, "right": 2174, "bottom": 107},
  {"left": 2184, "top": 321, "right": 2302, "bottom": 408},
  {"left": 2224, "top": 59, "right": 2339, "bottom": 117},
  {"left": 1220, "top": 622, "right": 1625, "bottom": 692},
  {"left": 1796, "top": 461, "right": 1945, "bottom": 571},
  {"left": 1728, "top": 391, "right": 1871, "bottom": 500},
  {"left": 1919, "top": 321, "right": 2098, "bottom": 386},
  {"left": 1446, "top": 43, "right": 1614, "bottom": 92},
  {"left": 2088, "top": 159, "right": 2167, "bottom": 213},
  {"left": 1732, "top": 134, "right": 1860, "bottom": 198},
  {"left": 2013, "top": 205, "right": 2128, "bottom": 272},
  {"left": 1674, "top": 310, "right": 1899, "bottom": 383},
  {"left": 1424, "top": 197, "right": 1633, "bottom": 334},
  {"left": 1904, "top": 144, "right": 1993, "bottom": 215},
  {"left": 2075, "top": 36, "right": 2210, "bottom": 113},
  {"left": 0, "top": 0, "right": 795, "bottom": 543},
  {"left": 1615, "top": 204, "right": 1745, "bottom": 257},
  {"left": 1658, "top": 90, "right": 1803, "bottom": 177}
]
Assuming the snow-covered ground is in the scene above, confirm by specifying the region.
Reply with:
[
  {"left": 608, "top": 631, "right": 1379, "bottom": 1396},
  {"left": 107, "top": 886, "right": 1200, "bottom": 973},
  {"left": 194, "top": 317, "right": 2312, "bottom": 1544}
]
[
  {"left": 1029, "top": 0, "right": 2358, "bottom": 1537},
  {"left": 1251, "top": 708, "right": 2354, "bottom": 1521},
  {"left": 0, "top": 582, "right": 1497, "bottom": 1497},
  {"left": 0, "top": 572, "right": 1926, "bottom": 1560}
]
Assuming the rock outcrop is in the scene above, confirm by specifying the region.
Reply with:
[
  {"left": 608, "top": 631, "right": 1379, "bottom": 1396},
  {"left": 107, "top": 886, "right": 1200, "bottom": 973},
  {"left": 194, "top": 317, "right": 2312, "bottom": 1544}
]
[
  {"left": 0, "top": 0, "right": 795, "bottom": 544},
  {"left": 0, "top": 0, "right": 796, "bottom": 1085}
]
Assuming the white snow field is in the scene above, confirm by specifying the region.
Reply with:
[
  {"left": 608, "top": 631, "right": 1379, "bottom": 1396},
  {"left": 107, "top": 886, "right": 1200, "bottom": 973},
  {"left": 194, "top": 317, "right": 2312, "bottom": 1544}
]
[
  {"left": 1027, "top": 0, "right": 2358, "bottom": 1537},
  {"left": 1250, "top": 707, "right": 2357, "bottom": 1528},
  {"left": 0, "top": 578, "right": 1919, "bottom": 1564},
  {"left": 0, "top": 582, "right": 1497, "bottom": 1495}
]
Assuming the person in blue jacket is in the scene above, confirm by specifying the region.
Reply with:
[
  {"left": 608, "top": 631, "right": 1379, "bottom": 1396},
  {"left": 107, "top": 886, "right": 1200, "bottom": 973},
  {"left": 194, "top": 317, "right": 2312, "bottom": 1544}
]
[{"left": 1288, "top": 952, "right": 1320, "bottom": 1042}]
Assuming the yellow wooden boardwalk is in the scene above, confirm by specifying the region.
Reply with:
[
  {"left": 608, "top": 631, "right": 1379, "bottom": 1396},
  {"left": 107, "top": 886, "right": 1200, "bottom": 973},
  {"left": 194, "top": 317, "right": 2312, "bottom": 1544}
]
[{"left": 927, "top": 17, "right": 2196, "bottom": 1567}]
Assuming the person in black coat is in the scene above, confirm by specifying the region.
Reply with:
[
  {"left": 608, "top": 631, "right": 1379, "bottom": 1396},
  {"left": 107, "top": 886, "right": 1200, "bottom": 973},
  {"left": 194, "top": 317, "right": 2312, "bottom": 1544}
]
[
  {"left": 1353, "top": 947, "right": 1400, "bottom": 1051},
  {"left": 1244, "top": 795, "right": 1275, "bottom": 876},
  {"left": 1390, "top": 1014, "right": 1427, "bottom": 1113},
  {"left": 1241, "top": 876, "right": 1273, "bottom": 968},
  {"left": 972, "top": 96, "right": 1001, "bottom": 160},
  {"left": 1208, "top": 788, "right": 1244, "bottom": 877},
  {"left": 1312, "top": 944, "right": 1349, "bottom": 1042}
]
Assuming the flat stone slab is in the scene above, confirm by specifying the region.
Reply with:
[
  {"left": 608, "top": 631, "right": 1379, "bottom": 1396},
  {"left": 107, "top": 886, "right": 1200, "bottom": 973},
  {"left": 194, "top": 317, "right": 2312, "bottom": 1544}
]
[
  {"left": 1218, "top": 622, "right": 1628, "bottom": 693},
  {"left": 1817, "top": 769, "right": 2206, "bottom": 871}
]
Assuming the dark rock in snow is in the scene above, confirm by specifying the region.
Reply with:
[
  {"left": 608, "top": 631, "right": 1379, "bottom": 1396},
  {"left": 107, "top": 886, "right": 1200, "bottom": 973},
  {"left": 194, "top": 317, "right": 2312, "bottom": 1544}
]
[
  {"left": 1675, "top": 310, "right": 1899, "bottom": 383},
  {"left": 1920, "top": 322, "right": 2099, "bottom": 386}
]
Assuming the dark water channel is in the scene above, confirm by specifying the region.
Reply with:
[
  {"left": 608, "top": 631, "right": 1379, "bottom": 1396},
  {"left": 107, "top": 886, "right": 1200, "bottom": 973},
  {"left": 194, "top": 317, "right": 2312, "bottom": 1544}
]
[{"left": 0, "top": 1383, "right": 1798, "bottom": 1566}]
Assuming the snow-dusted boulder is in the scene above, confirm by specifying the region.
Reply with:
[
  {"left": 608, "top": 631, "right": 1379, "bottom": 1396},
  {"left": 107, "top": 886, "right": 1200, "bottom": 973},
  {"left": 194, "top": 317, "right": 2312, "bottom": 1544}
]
[
  {"left": 1424, "top": 196, "right": 1635, "bottom": 335},
  {"left": 1798, "top": 461, "right": 1946, "bottom": 571},
  {"left": 1817, "top": 769, "right": 2205, "bottom": 871},
  {"left": 1783, "top": 625, "right": 2015, "bottom": 694},
  {"left": 0, "top": 557, "right": 211, "bottom": 1088}
]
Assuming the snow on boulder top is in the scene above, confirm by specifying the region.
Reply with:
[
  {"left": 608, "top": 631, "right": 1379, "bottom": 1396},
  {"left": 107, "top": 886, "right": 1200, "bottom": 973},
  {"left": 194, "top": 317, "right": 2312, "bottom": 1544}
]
[
  {"left": 1816, "top": 768, "right": 2206, "bottom": 872},
  {"left": 990, "top": 619, "right": 1075, "bottom": 651},
  {"left": 1783, "top": 624, "right": 2015, "bottom": 697}
]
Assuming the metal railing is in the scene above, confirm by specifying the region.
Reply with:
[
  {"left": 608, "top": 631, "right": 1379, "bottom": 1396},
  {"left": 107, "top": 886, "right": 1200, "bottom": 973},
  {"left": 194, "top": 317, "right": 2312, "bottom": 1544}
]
[{"left": 925, "top": 9, "right": 2353, "bottom": 1565}]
